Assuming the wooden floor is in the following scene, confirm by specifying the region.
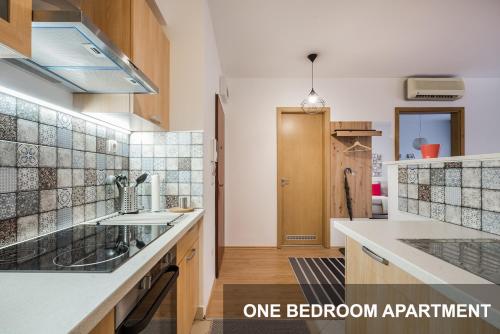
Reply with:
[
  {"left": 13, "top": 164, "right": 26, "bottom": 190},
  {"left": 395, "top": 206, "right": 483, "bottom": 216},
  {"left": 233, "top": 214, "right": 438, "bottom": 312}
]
[{"left": 205, "top": 247, "right": 343, "bottom": 318}]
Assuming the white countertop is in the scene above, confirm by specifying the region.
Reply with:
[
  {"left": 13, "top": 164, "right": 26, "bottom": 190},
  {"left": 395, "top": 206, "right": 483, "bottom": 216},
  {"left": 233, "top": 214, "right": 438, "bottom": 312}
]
[
  {"left": 335, "top": 219, "right": 500, "bottom": 328},
  {"left": 384, "top": 152, "right": 500, "bottom": 165},
  {"left": 0, "top": 209, "right": 204, "bottom": 334}
]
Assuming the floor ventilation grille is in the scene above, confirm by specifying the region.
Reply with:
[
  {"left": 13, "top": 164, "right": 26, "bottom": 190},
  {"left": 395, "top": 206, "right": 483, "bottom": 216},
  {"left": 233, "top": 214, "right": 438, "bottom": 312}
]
[{"left": 286, "top": 235, "right": 317, "bottom": 241}]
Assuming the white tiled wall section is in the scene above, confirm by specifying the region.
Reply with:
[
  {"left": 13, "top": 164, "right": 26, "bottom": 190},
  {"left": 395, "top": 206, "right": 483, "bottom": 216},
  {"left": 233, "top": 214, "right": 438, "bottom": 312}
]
[{"left": 129, "top": 132, "right": 204, "bottom": 210}]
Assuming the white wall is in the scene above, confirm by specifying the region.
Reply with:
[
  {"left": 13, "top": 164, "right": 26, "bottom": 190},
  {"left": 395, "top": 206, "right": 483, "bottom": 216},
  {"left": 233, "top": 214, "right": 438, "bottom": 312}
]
[
  {"left": 200, "top": 0, "right": 222, "bottom": 313},
  {"left": 163, "top": 0, "right": 204, "bottom": 131},
  {"left": 225, "top": 77, "right": 500, "bottom": 246},
  {"left": 163, "top": 0, "right": 221, "bottom": 312}
]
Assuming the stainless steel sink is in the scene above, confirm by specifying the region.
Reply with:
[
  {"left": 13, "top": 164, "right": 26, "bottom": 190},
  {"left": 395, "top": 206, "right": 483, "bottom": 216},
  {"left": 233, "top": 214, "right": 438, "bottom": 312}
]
[{"left": 399, "top": 239, "right": 500, "bottom": 284}]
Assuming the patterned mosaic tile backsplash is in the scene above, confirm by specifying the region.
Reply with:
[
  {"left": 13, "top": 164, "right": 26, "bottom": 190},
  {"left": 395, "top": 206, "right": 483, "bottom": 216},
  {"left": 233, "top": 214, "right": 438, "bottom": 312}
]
[
  {"left": 398, "top": 160, "right": 500, "bottom": 235},
  {"left": 129, "top": 132, "right": 204, "bottom": 210},
  {"left": 0, "top": 92, "right": 130, "bottom": 247},
  {"left": 0, "top": 92, "right": 205, "bottom": 248}
]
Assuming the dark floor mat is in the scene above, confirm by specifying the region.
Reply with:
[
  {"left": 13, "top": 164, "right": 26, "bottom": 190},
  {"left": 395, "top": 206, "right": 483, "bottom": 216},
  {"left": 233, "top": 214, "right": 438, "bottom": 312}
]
[
  {"left": 289, "top": 257, "right": 345, "bottom": 305},
  {"left": 210, "top": 319, "right": 310, "bottom": 334}
]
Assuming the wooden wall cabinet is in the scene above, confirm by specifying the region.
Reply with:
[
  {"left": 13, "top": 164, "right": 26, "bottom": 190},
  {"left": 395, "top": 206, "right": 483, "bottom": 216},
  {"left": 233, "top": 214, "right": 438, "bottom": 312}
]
[
  {"left": 77, "top": 0, "right": 170, "bottom": 130},
  {"left": 0, "top": 0, "right": 31, "bottom": 57},
  {"left": 177, "top": 221, "right": 201, "bottom": 334}
]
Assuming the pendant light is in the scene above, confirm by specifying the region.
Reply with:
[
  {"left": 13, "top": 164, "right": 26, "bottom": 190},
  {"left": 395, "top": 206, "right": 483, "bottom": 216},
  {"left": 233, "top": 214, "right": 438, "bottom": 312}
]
[
  {"left": 301, "top": 53, "right": 326, "bottom": 114},
  {"left": 412, "top": 115, "right": 428, "bottom": 150}
]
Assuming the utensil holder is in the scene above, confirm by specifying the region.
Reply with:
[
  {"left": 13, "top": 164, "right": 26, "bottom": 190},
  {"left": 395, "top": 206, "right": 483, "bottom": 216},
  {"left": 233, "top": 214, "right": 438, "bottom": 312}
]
[{"left": 119, "top": 186, "right": 138, "bottom": 214}]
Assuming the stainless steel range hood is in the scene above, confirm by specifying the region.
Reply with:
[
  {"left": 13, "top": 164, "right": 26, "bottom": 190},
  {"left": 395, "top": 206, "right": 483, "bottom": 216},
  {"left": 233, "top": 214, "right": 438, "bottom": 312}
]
[{"left": 11, "top": 0, "right": 158, "bottom": 94}]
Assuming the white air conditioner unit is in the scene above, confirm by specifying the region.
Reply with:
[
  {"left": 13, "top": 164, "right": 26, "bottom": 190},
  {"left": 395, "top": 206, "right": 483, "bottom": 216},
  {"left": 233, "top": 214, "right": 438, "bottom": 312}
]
[{"left": 406, "top": 78, "right": 465, "bottom": 101}]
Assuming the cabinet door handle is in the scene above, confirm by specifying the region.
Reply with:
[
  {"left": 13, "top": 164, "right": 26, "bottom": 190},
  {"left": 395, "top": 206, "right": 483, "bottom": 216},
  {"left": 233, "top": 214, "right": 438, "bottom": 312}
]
[
  {"left": 362, "top": 246, "right": 389, "bottom": 265},
  {"left": 149, "top": 115, "right": 161, "bottom": 125},
  {"left": 186, "top": 248, "right": 196, "bottom": 261},
  {"left": 129, "top": 60, "right": 139, "bottom": 70}
]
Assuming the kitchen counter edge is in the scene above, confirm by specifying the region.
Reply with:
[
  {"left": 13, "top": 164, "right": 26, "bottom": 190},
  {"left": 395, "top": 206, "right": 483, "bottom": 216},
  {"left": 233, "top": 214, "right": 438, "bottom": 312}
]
[
  {"left": 0, "top": 210, "right": 204, "bottom": 334},
  {"left": 334, "top": 219, "right": 500, "bottom": 329}
]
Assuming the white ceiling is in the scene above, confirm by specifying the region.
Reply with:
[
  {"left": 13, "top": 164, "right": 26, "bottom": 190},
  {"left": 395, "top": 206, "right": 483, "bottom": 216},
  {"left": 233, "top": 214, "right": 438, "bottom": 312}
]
[{"left": 208, "top": 0, "right": 500, "bottom": 78}]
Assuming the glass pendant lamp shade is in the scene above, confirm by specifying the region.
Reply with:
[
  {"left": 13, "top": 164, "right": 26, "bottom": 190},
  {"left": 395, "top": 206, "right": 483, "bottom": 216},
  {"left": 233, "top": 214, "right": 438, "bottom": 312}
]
[
  {"left": 301, "top": 89, "right": 326, "bottom": 113},
  {"left": 412, "top": 115, "right": 428, "bottom": 150},
  {"left": 301, "top": 53, "right": 326, "bottom": 114}
]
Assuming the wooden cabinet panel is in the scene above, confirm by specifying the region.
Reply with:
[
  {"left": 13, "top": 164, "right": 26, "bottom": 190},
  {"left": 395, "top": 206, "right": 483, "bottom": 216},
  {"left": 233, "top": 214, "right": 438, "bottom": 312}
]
[
  {"left": 89, "top": 310, "right": 115, "bottom": 334},
  {"left": 0, "top": 0, "right": 31, "bottom": 57},
  {"left": 158, "top": 32, "right": 170, "bottom": 128},
  {"left": 177, "top": 255, "right": 190, "bottom": 334},
  {"left": 130, "top": 0, "right": 157, "bottom": 80},
  {"left": 80, "top": 0, "right": 132, "bottom": 58},
  {"left": 345, "top": 237, "right": 499, "bottom": 334},
  {"left": 177, "top": 223, "right": 200, "bottom": 263},
  {"left": 79, "top": 0, "right": 170, "bottom": 130},
  {"left": 131, "top": 0, "right": 169, "bottom": 129},
  {"left": 176, "top": 221, "right": 200, "bottom": 334},
  {"left": 346, "top": 237, "right": 420, "bottom": 285},
  {"left": 188, "top": 239, "right": 200, "bottom": 323}
]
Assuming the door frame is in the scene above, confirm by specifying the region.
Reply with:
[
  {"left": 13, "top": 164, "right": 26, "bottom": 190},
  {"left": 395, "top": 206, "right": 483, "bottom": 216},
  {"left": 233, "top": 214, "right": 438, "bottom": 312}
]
[
  {"left": 276, "top": 107, "right": 331, "bottom": 248},
  {"left": 215, "top": 94, "right": 225, "bottom": 278},
  {"left": 394, "top": 107, "right": 465, "bottom": 161}
]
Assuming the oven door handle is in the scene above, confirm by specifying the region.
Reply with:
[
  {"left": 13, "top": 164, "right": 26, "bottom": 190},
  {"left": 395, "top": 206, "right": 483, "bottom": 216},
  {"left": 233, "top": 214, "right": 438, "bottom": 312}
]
[{"left": 118, "top": 265, "right": 179, "bottom": 334}]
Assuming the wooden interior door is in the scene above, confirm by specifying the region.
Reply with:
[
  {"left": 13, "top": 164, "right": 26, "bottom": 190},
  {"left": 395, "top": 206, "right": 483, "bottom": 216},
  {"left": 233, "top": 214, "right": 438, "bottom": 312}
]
[
  {"left": 215, "top": 95, "right": 225, "bottom": 277},
  {"left": 278, "top": 110, "right": 327, "bottom": 246}
]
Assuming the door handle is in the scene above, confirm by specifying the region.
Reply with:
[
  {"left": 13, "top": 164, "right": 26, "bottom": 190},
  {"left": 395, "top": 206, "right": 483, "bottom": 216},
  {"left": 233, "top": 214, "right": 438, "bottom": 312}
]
[
  {"left": 118, "top": 265, "right": 179, "bottom": 334},
  {"left": 362, "top": 246, "right": 389, "bottom": 265},
  {"left": 186, "top": 248, "right": 197, "bottom": 261},
  {"left": 149, "top": 115, "right": 161, "bottom": 125},
  {"left": 280, "top": 178, "right": 290, "bottom": 187}
]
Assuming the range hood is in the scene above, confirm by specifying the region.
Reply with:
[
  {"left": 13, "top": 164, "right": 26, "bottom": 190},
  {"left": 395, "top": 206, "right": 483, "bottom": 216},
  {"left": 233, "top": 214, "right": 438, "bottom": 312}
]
[{"left": 10, "top": 0, "right": 158, "bottom": 94}]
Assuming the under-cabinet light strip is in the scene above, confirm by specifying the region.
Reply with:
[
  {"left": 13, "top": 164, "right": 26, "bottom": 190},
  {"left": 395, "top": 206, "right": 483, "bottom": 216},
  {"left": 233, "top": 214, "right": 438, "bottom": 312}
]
[{"left": 0, "top": 85, "right": 131, "bottom": 135}]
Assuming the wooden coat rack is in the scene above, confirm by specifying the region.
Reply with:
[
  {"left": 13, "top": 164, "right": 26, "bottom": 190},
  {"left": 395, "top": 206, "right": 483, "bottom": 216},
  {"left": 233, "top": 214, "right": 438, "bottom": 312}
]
[{"left": 330, "top": 121, "right": 382, "bottom": 218}]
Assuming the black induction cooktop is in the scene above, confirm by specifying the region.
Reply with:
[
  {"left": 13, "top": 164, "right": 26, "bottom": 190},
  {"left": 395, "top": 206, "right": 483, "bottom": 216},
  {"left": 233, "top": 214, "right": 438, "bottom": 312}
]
[
  {"left": 399, "top": 238, "right": 500, "bottom": 285},
  {"left": 0, "top": 224, "right": 174, "bottom": 273}
]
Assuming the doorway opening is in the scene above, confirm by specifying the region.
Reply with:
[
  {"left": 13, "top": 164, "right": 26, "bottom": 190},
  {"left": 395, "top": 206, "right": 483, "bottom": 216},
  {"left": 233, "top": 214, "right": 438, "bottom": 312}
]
[
  {"left": 215, "top": 95, "right": 225, "bottom": 278},
  {"left": 277, "top": 107, "right": 331, "bottom": 248},
  {"left": 395, "top": 107, "right": 465, "bottom": 161}
]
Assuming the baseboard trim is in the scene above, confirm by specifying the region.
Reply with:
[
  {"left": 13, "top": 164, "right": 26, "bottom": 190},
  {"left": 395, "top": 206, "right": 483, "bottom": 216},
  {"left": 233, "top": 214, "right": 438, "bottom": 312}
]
[{"left": 224, "top": 246, "right": 278, "bottom": 249}]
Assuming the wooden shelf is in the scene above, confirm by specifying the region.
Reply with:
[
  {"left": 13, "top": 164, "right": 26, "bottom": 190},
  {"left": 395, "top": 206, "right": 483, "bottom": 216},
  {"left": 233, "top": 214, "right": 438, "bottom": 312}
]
[{"left": 331, "top": 130, "right": 383, "bottom": 137}]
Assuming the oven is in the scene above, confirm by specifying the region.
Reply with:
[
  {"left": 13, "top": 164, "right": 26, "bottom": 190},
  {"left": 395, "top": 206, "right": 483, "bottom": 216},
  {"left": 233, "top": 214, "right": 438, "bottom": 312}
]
[{"left": 115, "top": 246, "right": 178, "bottom": 334}]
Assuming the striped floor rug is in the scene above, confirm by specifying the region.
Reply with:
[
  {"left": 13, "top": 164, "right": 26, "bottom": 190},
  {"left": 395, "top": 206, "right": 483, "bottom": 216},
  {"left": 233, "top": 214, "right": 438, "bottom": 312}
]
[{"left": 289, "top": 257, "right": 345, "bottom": 305}]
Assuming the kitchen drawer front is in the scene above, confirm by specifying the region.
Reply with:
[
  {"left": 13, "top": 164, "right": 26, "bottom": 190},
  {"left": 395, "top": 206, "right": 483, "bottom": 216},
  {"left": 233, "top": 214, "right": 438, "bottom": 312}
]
[
  {"left": 346, "top": 237, "right": 421, "bottom": 285},
  {"left": 345, "top": 237, "right": 500, "bottom": 334},
  {"left": 177, "top": 221, "right": 200, "bottom": 263}
]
